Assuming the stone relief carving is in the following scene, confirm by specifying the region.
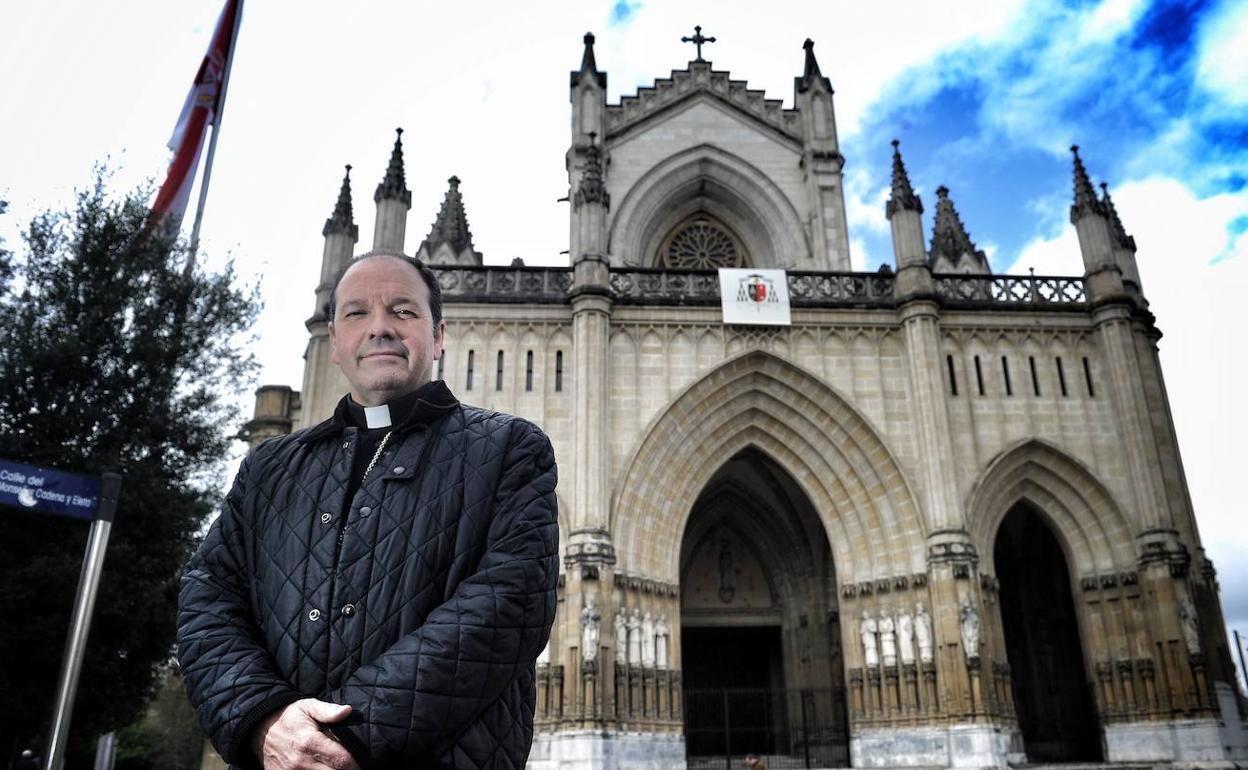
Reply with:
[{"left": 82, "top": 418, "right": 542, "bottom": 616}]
[
  {"left": 879, "top": 613, "right": 897, "bottom": 667},
  {"left": 614, "top": 610, "right": 628, "bottom": 664},
  {"left": 896, "top": 608, "right": 915, "bottom": 665},
  {"left": 915, "top": 602, "right": 934, "bottom": 664},
  {"left": 859, "top": 609, "right": 879, "bottom": 668},
  {"left": 959, "top": 600, "right": 981, "bottom": 661},
  {"left": 580, "top": 597, "right": 601, "bottom": 663},
  {"left": 641, "top": 612, "right": 656, "bottom": 667},
  {"left": 655, "top": 614, "right": 670, "bottom": 670},
  {"left": 627, "top": 608, "right": 643, "bottom": 665},
  {"left": 1178, "top": 596, "right": 1201, "bottom": 655}
]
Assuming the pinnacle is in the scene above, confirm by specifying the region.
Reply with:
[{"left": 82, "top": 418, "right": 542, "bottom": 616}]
[
  {"left": 374, "top": 127, "right": 412, "bottom": 206},
  {"left": 421, "top": 175, "right": 475, "bottom": 254},
  {"left": 581, "top": 32, "right": 598, "bottom": 73},
  {"left": 798, "top": 38, "right": 831, "bottom": 92},
  {"left": 323, "top": 164, "right": 358, "bottom": 238},
  {"left": 929, "top": 184, "right": 986, "bottom": 269},
  {"left": 573, "top": 31, "right": 607, "bottom": 88},
  {"left": 1100, "top": 181, "right": 1135, "bottom": 251},
  {"left": 1069, "top": 144, "right": 1104, "bottom": 224},
  {"left": 886, "top": 139, "right": 923, "bottom": 218}
]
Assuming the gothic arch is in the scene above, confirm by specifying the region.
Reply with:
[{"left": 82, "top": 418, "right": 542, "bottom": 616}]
[
  {"left": 609, "top": 144, "right": 809, "bottom": 268},
  {"left": 967, "top": 439, "right": 1135, "bottom": 576},
  {"left": 611, "top": 350, "right": 925, "bottom": 584}
]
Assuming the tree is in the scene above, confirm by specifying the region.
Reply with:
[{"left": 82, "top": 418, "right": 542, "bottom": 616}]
[{"left": 0, "top": 171, "right": 259, "bottom": 768}]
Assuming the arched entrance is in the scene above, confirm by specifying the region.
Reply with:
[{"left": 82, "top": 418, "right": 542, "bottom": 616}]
[
  {"left": 994, "top": 503, "right": 1103, "bottom": 762},
  {"left": 680, "top": 448, "right": 849, "bottom": 768}
]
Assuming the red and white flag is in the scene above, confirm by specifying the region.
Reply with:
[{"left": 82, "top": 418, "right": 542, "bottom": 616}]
[{"left": 149, "top": 0, "right": 241, "bottom": 233}]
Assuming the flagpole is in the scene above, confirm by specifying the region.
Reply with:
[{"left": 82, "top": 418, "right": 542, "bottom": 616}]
[{"left": 186, "top": 0, "right": 243, "bottom": 272}]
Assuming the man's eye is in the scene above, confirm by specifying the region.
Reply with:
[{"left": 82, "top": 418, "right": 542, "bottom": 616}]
[
  {"left": 346, "top": 310, "right": 365, "bottom": 318},
  {"left": 395, "top": 308, "right": 416, "bottom": 318}
]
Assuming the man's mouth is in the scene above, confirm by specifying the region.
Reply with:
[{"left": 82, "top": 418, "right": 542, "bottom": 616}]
[{"left": 362, "top": 351, "right": 406, "bottom": 360}]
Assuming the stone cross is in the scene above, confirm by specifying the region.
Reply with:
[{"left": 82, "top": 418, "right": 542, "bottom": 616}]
[{"left": 681, "top": 25, "right": 716, "bottom": 62}]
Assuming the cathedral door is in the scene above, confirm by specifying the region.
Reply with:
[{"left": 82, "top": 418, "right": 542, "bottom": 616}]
[
  {"left": 679, "top": 449, "right": 848, "bottom": 768},
  {"left": 995, "top": 504, "right": 1103, "bottom": 762}
]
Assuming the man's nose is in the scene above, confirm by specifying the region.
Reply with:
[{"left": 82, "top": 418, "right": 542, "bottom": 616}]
[{"left": 367, "top": 310, "right": 398, "bottom": 338}]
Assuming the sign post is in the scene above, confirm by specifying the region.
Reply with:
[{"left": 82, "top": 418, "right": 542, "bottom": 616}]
[{"left": 0, "top": 458, "right": 121, "bottom": 770}]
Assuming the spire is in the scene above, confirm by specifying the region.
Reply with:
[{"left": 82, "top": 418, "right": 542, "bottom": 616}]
[
  {"left": 574, "top": 132, "right": 609, "bottom": 209},
  {"left": 886, "top": 139, "right": 923, "bottom": 218},
  {"left": 572, "top": 32, "right": 607, "bottom": 88},
  {"left": 929, "top": 186, "right": 986, "bottom": 268},
  {"left": 798, "top": 38, "right": 832, "bottom": 93},
  {"left": 374, "top": 128, "right": 412, "bottom": 205},
  {"left": 1100, "top": 181, "right": 1136, "bottom": 251},
  {"left": 323, "top": 164, "right": 357, "bottom": 238},
  {"left": 421, "top": 176, "right": 475, "bottom": 254},
  {"left": 1069, "top": 145, "right": 1104, "bottom": 224}
]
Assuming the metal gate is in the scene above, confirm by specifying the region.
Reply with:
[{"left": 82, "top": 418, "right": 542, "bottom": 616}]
[{"left": 684, "top": 687, "right": 849, "bottom": 769}]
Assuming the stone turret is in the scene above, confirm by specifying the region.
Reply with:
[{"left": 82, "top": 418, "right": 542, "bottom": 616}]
[
  {"left": 314, "top": 164, "right": 358, "bottom": 321},
  {"left": 568, "top": 32, "right": 609, "bottom": 269},
  {"left": 1069, "top": 146, "right": 1126, "bottom": 301},
  {"left": 372, "top": 128, "right": 411, "bottom": 253},
  {"left": 929, "top": 186, "right": 989, "bottom": 274},
  {"left": 415, "top": 176, "right": 481, "bottom": 265},
  {"left": 794, "top": 39, "right": 851, "bottom": 270}
]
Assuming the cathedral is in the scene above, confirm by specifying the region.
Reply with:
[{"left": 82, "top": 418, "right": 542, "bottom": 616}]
[{"left": 242, "top": 30, "right": 1248, "bottom": 770}]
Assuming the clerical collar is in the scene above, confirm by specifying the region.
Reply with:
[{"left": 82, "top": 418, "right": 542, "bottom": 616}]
[
  {"left": 336, "top": 380, "right": 459, "bottom": 433},
  {"left": 363, "top": 404, "right": 392, "bottom": 429}
]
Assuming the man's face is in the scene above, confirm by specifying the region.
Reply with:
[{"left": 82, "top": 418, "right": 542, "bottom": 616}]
[{"left": 329, "top": 256, "right": 445, "bottom": 406}]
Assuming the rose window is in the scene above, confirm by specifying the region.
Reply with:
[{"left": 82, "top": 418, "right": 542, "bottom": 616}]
[{"left": 660, "top": 218, "right": 745, "bottom": 269}]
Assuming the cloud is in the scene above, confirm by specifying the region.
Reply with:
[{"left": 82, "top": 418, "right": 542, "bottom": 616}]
[
  {"left": 1195, "top": 0, "right": 1248, "bottom": 108},
  {"left": 608, "top": 0, "right": 641, "bottom": 27}
]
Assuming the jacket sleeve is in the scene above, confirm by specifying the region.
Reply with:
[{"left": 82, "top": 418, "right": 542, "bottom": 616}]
[
  {"left": 327, "top": 420, "right": 560, "bottom": 767},
  {"left": 176, "top": 451, "right": 303, "bottom": 767}
]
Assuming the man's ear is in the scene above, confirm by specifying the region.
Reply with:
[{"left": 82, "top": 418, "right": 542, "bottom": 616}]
[
  {"left": 433, "top": 320, "right": 446, "bottom": 359},
  {"left": 328, "top": 321, "right": 341, "bottom": 365}
]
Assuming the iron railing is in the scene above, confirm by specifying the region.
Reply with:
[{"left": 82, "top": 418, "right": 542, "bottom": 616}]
[{"left": 684, "top": 687, "right": 849, "bottom": 770}]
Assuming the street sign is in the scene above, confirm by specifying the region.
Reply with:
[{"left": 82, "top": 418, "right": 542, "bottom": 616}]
[{"left": 0, "top": 458, "right": 103, "bottom": 521}]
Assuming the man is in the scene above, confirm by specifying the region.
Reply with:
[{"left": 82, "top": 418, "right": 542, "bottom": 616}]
[{"left": 177, "top": 253, "right": 559, "bottom": 770}]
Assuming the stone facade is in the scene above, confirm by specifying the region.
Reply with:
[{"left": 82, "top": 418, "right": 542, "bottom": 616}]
[{"left": 242, "top": 32, "right": 1247, "bottom": 770}]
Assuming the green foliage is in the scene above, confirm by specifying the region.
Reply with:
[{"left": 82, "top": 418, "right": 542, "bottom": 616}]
[{"left": 0, "top": 172, "right": 259, "bottom": 768}]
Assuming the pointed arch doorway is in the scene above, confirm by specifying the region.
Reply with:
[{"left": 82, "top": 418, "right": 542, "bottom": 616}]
[
  {"left": 680, "top": 448, "right": 849, "bottom": 768},
  {"left": 995, "top": 503, "right": 1103, "bottom": 762}
]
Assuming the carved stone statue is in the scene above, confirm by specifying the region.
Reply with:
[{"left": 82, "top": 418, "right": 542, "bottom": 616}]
[
  {"left": 879, "top": 613, "right": 897, "bottom": 667},
  {"left": 655, "top": 614, "right": 670, "bottom": 669},
  {"left": 896, "top": 608, "right": 915, "bottom": 665},
  {"left": 915, "top": 602, "right": 933, "bottom": 664},
  {"left": 1178, "top": 596, "right": 1201, "bottom": 655},
  {"left": 580, "top": 597, "right": 601, "bottom": 663},
  {"left": 614, "top": 610, "right": 629, "bottom": 664},
  {"left": 641, "top": 612, "right": 656, "bottom": 667},
  {"left": 959, "top": 600, "right": 981, "bottom": 661},
  {"left": 859, "top": 609, "right": 879, "bottom": 668},
  {"left": 627, "top": 608, "right": 643, "bottom": 665}
]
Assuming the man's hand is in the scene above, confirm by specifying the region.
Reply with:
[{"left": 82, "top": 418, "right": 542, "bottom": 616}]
[{"left": 251, "top": 699, "right": 362, "bottom": 770}]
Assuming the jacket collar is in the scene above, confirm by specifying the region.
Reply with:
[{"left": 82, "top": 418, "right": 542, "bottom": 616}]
[{"left": 299, "top": 380, "right": 459, "bottom": 444}]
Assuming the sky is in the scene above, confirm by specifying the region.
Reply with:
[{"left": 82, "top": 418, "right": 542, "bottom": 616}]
[{"left": 1, "top": 0, "right": 1245, "bottom": 678}]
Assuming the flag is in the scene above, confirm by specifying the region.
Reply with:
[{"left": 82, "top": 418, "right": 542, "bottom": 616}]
[{"left": 149, "top": 0, "right": 241, "bottom": 233}]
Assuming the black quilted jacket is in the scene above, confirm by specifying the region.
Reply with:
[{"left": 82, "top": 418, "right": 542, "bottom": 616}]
[{"left": 176, "top": 383, "right": 559, "bottom": 770}]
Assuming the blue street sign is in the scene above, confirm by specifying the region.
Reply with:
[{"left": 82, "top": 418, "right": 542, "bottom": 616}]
[{"left": 0, "top": 458, "right": 103, "bottom": 521}]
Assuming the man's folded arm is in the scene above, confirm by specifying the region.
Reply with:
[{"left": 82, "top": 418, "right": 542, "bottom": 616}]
[
  {"left": 176, "top": 452, "right": 303, "bottom": 767},
  {"left": 327, "top": 422, "right": 560, "bottom": 767}
]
